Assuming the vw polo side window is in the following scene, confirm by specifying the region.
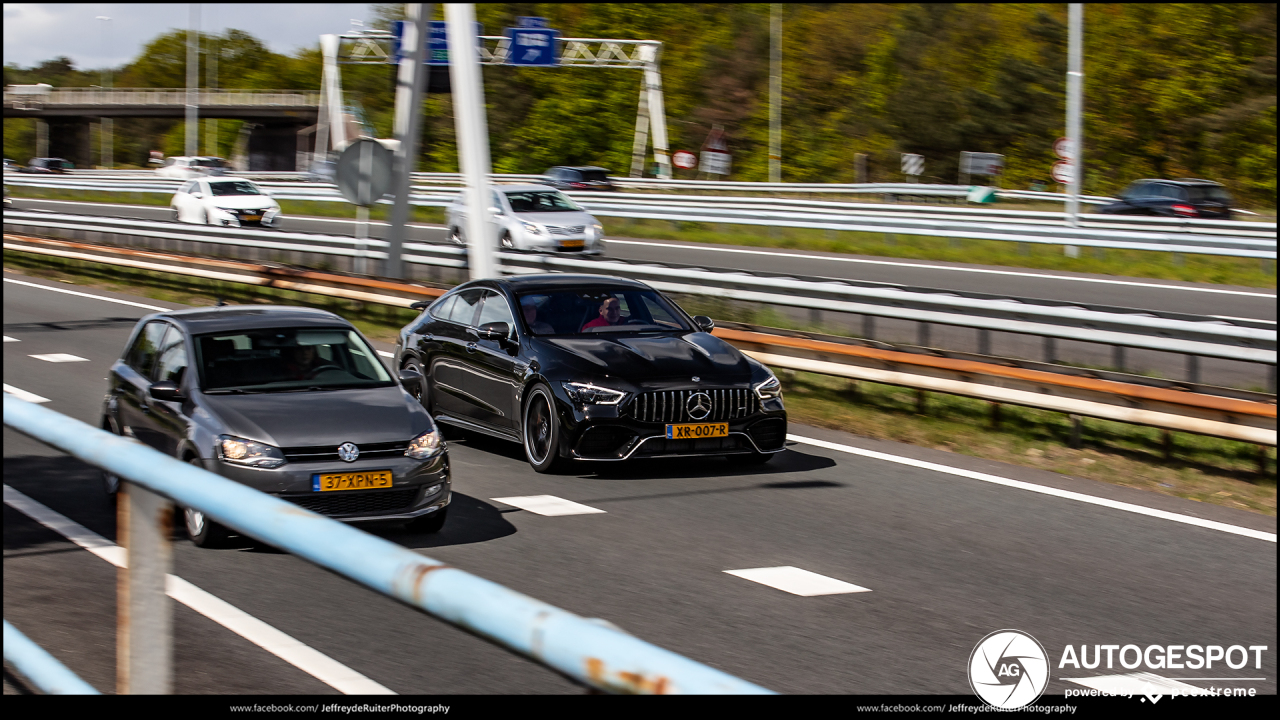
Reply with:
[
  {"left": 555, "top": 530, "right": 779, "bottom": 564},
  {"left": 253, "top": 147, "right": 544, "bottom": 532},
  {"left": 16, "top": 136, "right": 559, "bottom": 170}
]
[
  {"left": 126, "top": 321, "right": 170, "bottom": 378},
  {"left": 152, "top": 326, "right": 189, "bottom": 386}
]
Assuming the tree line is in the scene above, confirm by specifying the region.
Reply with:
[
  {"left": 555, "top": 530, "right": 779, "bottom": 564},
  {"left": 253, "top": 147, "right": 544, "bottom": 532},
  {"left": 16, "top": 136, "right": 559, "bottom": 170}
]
[{"left": 4, "top": 3, "right": 1274, "bottom": 206}]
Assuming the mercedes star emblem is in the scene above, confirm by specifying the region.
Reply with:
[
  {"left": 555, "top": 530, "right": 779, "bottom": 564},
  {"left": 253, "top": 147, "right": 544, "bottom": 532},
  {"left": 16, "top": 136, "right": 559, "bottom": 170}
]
[
  {"left": 338, "top": 442, "right": 360, "bottom": 462},
  {"left": 686, "top": 392, "right": 713, "bottom": 420}
]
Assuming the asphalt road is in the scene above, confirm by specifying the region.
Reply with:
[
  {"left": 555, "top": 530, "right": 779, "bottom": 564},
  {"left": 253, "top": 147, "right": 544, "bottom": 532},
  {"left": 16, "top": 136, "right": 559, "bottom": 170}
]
[{"left": 4, "top": 273, "right": 1275, "bottom": 695}]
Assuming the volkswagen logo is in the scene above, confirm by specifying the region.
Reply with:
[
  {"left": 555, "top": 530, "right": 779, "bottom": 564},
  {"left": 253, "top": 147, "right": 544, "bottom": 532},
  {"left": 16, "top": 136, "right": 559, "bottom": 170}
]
[
  {"left": 686, "top": 392, "right": 713, "bottom": 420},
  {"left": 337, "top": 442, "right": 360, "bottom": 463},
  {"left": 692, "top": 376, "right": 700, "bottom": 382}
]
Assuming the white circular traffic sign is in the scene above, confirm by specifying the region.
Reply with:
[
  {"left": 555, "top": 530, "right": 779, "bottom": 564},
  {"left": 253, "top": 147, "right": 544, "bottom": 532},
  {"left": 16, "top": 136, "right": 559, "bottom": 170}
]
[
  {"left": 1051, "top": 161, "right": 1074, "bottom": 184},
  {"left": 1053, "top": 137, "right": 1074, "bottom": 160},
  {"left": 673, "top": 150, "right": 697, "bottom": 169}
]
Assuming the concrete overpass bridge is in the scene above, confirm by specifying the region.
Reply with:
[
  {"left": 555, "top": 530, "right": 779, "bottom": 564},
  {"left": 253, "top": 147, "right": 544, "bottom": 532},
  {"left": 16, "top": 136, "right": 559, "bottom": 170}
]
[{"left": 4, "top": 88, "right": 321, "bottom": 170}]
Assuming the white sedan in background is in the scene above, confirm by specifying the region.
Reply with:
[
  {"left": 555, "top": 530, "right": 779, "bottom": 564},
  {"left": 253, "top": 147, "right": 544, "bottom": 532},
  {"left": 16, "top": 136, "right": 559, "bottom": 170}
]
[
  {"left": 171, "top": 178, "right": 282, "bottom": 228},
  {"left": 447, "top": 184, "right": 604, "bottom": 254}
]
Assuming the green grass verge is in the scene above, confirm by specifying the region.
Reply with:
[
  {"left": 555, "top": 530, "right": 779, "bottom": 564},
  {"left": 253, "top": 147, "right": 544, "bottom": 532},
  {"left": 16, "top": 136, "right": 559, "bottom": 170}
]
[
  {"left": 5, "top": 249, "right": 1274, "bottom": 516},
  {"left": 10, "top": 185, "right": 1273, "bottom": 287}
]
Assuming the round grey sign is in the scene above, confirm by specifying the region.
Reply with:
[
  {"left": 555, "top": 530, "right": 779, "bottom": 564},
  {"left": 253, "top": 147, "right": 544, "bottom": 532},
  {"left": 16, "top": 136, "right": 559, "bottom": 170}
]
[{"left": 335, "top": 138, "right": 393, "bottom": 207}]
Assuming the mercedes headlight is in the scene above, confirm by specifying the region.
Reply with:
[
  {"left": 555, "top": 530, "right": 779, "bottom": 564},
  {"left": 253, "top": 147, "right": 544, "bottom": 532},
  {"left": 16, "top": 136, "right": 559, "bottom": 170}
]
[
  {"left": 753, "top": 374, "right": 782, "bottom": 401},
  {"left": 217, "top": 435, "right": 286, "bottom": 468},
  {"left": 521, "top": 221, "right": 544, "bottom": 235},
  {"left": 562, "top": 381, "right": 626, "bottom": 405},
  {"left": 405, "top": 429, "right": 444, "bottom": 459}
]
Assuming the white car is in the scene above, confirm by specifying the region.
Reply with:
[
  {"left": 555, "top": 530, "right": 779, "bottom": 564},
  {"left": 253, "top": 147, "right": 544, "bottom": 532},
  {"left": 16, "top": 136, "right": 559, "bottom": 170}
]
[
  {"left": 171, "top": 178, "right": 281, "bottom": 228},
  {"left": 157, "top": 156, "right": 229, "bottom": 179},
  {"left": 446, "top": 184, "right": 604, "bottom": 254}
]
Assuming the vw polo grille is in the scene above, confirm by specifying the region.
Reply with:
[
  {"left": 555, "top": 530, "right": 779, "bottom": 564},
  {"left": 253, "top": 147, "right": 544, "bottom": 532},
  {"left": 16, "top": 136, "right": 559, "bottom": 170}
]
[{"left": 625, "top": 388, "right": 757, "bottom": 424}]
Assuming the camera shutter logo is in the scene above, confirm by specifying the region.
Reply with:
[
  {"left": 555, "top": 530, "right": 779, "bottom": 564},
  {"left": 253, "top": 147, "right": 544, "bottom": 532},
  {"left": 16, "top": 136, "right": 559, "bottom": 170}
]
[
  {"left": 686, "top": 392, "right": 713, "bottom": 420},
  {"left": 968, "top": 630, "right": 1049, "bottom": 709},
  {"left": 338, "top": 442, "right": 360, "bottom": 462}
]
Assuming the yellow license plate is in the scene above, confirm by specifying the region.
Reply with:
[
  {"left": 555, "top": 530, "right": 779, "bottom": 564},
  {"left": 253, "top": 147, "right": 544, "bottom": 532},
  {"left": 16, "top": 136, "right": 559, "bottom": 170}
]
[
  {"left": 242, "top": 215, "right": 262, "bottom": 221},
  {"left": 559, "top": 239, "right": 584, "bottom": 248},
  {"left": 313, "top": 470, "right": 393, "bottom": 492},
  {"left": 665, "top": 423, "right": 729, "bottom": 439}
]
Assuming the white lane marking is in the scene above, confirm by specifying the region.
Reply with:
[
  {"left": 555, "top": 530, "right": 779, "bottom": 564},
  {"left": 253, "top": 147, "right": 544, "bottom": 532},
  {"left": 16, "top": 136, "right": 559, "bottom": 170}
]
[
  {"left": 3, "top": 336, "right": 18, "bottom": 342},
  {"left": 724, "top": 566, "right": 871, "bottom": 596},
  {"left": 491, "top": 495, "right": 606, "bottom": 516},
  {"left": 2, "top": 485, "right": 395, "bottom": 695},
  {"left": 378, "top": 350, "right": 394, "bottom": 358},
  {"left": 29, "top": 353, "right": 89, "bottom": 363},
  {"left": 604, "top": 239, "right": 1278, "bottom": 299},
  {"left": 3, "top": 384, "right": 50, "bottom": 403},
  {"left": 787, "top": 434, "right": 1277, "bottom": 543},
  {"left": 15, "top": 198, "right": 447, "bottom": 230},
  {"left": 1063, "top": 672, "right": 1211, "bottom": 697},
  {"left": 3, "top": 278, "right": 170, "bottom": 311}
]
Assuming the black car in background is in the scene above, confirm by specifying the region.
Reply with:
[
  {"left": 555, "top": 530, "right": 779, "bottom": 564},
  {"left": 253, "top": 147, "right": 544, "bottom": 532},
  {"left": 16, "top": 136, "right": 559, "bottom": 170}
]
[
  {"left": 543, "top": 166, "right": 618, "bottom": 192},
  {"left": 101, "top": 306, "right": 451, "bottom": 546},
  {"left": 19, "top": 157, "right": 72, "bottom": 174},
  {"left": 395, "top": 274, "right": 787, "bottom": 473},
  {"left": 1096, "top": 178, "right": 1233, "bottom": 219}
]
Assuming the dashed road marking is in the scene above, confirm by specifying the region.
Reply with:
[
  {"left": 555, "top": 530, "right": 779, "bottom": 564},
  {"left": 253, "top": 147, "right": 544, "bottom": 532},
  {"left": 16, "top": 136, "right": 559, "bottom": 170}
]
[
  {"left": 491, "top": 495, "right": 607, "bottom": 516},
  {"left": 724, "top": 566, "right": 872, "bottom": 596},
  {"left": 3, "top": 336, "right": 18, "bottom": 342},
  {"left": 29, "top": 353, "right": 89, "bottom": 363},
  {"left": 3, "top": 384, "right": 50, "bottom": 403},
  {"left": 2, "top": 485, "right": 396, "bottom": 695}
]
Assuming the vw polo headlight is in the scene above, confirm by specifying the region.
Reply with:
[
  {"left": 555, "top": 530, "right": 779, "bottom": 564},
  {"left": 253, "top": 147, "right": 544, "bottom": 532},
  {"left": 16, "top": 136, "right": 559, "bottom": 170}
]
[
  {"left": 405, "top": 429, "right": 444, "bottom": 459},
  {"left": 562, "top": 382, "right": 626, "bottom": 405},
  {"left": 521, "top": 221, "right": 544, "bottom": 236},
  {"left": 753, "top": 373, "right": 782, "bottom": 401},
  {"left": 217, "top": 435, "right": 286, "bottom": 468}
]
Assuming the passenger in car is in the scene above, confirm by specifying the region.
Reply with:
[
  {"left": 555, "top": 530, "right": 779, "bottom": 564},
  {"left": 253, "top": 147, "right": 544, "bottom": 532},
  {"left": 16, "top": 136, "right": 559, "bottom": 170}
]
[
  {"left": 521, "top": 297, "right": 555, "bottom": 335},
  {"left": 284, "top": 344, "right": 321, "bottom": 379}
]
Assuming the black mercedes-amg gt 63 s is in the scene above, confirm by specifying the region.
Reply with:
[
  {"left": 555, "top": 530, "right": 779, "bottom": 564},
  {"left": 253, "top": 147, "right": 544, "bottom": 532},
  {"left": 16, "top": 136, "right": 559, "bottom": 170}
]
[{"left": 395, "top": 274, "right": 787, "bottom": 473}]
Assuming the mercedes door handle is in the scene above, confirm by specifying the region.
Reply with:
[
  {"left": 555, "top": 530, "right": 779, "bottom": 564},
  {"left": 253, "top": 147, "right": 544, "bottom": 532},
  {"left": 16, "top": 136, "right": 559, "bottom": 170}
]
[{"left": 466, "top": 342, "right": 477, "bottom": 353}]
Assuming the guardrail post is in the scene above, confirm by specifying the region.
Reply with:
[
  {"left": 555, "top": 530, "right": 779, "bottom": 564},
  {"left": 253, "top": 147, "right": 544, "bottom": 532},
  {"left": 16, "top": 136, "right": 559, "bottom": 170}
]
[
  {"left": 1112, "top": 346, "right": 1126, "bottom": 372},
  {"left": 118, "top": 482, "right": 174, "bottom": 694},
  {"left": 917, "top": 322, "right": 931, "bottom": 347},
  {"left": 1043, "top": 337, "right": 1057, "bottom": 363},
  {"left": 862, "top": 315, "right": 875, "bottom": 340},
  {"left": 1070, "top": 414, "right": 1083, "bottom": 449},
  {"left": 1186, "top": 355, "right": 1200, "bottom": 384},
  {"left": 978, "top": 329, "right": 991, "bottom": 356}
]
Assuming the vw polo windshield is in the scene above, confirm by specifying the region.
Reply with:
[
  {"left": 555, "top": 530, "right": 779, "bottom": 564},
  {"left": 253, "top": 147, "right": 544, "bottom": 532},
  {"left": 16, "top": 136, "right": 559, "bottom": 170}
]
[
  {"left": 517, "top": 288, "right": 691, "bottom": 336},
  {"left": 195, "top": 327, "right": 394, "bottom": 392}
]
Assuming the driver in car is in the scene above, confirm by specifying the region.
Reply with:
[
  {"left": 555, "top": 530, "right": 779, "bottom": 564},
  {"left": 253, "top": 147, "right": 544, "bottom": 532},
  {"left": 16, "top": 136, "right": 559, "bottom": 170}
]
[
  {"left": 582, "top": 297, "right": 623, "bottom": 331},
  {"left": 284, "top": 344, "right": 321, "bottom": 379}
]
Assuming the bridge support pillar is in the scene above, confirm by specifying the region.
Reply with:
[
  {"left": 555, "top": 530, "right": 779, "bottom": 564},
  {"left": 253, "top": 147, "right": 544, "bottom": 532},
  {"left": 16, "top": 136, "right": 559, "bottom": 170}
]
[
  {"left": 46, "top": 118, "right": 93, "bottom": 168},
  {"left": 247, "top": 123, "right": 309, "bottom": 171}
]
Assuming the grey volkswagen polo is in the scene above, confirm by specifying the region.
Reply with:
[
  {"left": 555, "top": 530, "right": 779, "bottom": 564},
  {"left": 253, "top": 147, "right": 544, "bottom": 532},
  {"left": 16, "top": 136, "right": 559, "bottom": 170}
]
[{"left": 100, "top": 305, "right": 451, "bottom": 546}]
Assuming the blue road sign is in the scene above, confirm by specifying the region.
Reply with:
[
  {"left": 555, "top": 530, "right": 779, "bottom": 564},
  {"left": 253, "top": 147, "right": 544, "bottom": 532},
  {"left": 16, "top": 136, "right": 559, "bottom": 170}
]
[
  {"left": 391, "top": 20, "right": 484, "bottom": 65},
  {"left": 517, "top": 16, "right": 549, "bottom": 29},
  {"left": 506, "top": 28, "right": 559, "bottom": 66}
]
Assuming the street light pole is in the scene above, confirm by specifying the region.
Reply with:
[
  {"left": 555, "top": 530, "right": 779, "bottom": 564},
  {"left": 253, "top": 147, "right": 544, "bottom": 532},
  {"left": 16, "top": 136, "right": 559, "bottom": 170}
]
[
  {"left": 1065, "top": 3, "right": 1083, "bottom": 228},
  {"left": 186, "top": 3, "right": 200, "bottom": 158},
  {"left": 96, "top": 16, "right": 112, "bottom": 168},
  {"left": 769, "top": 3, "right": 782, "bottom": 184},
  {"left": 206, "top": 7, "right": 218, "bottom": 157},
  {"left": 447, "top": 3, "right": 496, "bottom": 280},
  {"left": 386, "top": 3, "right": 430, "bottom": 279}
]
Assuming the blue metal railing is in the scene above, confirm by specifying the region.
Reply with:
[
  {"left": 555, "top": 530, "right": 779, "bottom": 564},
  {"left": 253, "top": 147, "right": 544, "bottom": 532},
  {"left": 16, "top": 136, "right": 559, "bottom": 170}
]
[
  {"left": 3, "top": 619, "right": 100, "bottom": 694},
  {"left": 2, "top": 395, "right": 773, "bottom": 694}
]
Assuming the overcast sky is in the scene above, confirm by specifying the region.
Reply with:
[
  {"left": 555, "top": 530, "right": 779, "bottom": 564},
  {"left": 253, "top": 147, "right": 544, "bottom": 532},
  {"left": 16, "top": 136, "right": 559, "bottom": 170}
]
[{"left": 3, "top": 3, "right": 379, "bottom": 70}]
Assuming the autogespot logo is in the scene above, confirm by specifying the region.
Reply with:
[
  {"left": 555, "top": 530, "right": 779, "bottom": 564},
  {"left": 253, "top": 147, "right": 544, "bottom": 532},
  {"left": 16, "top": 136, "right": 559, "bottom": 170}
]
[{"left": 969, "top": 630, "right": 1050, "bottom": 709}]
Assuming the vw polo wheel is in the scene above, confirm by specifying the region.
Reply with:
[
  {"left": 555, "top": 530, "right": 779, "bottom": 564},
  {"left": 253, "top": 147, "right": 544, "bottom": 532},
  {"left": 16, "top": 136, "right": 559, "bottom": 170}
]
[
  {"left": 523, "top": 383, "right": 566, "bottom": 473},
  {"left": 184, "top": 458, "right": 230, "bottom": 548}
]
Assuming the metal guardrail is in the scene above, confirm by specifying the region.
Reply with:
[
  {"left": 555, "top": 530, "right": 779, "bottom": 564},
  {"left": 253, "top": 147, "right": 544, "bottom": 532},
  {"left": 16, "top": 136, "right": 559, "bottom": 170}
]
[
  {"left": 3, "top": 88, "right": 320, "bottom": 107},
  {"left": 4, "top": 212, "right": 1274, "bottom": 366},
  {"left": 3, "top": 619, "right": 101, "bottom": 694},
  {"left": 6, "top": 176, "right": 1273, "bottom": 258},
  {"left": 2, "top": 395, "right": 774, "bottom": 695},
  {"left": 4, "top": 234, "right": 1273, "bottom": 446}
]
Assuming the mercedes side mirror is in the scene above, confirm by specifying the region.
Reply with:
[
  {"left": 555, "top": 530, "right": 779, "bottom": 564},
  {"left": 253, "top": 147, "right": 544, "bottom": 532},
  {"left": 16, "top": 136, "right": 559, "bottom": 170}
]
[
  {"left": 149, "top": 380, "right": 185, "bottom": 402},
  {"left": 693, "top": 315, "right": 715, "bottom": 332},
  {"left": 410, "top": 300, "right": 432, "bottom": 312},
  {"left": 478, "top": 321, "right": 510, "bottom": 340}
]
